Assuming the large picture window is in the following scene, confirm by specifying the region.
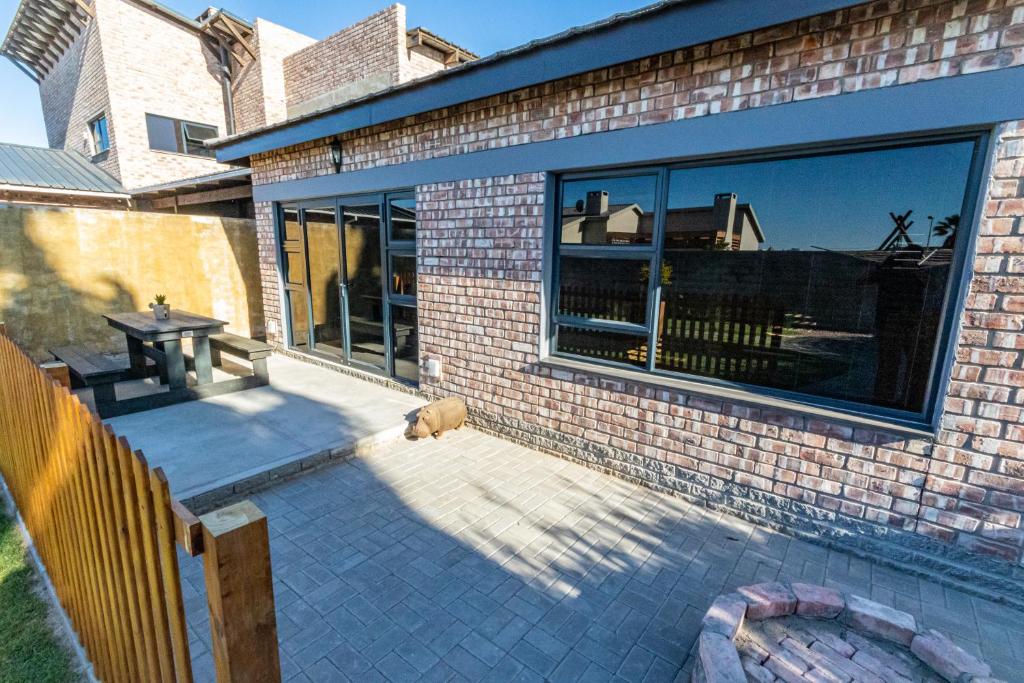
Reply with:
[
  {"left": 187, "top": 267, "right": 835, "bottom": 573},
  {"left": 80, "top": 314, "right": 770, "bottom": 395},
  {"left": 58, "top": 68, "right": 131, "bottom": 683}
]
[{"left": 550, "top": 137, "right": 983, "bottom": 420}]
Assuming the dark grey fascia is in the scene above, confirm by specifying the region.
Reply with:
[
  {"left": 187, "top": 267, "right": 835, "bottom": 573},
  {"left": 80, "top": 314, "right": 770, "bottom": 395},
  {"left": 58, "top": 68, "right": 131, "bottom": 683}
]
[
  {"left": 253, "top": 65, "right": 1024, "bottom": 203},
  {"left": 217, "top": 0, "right": 865, "bottom": 163}
]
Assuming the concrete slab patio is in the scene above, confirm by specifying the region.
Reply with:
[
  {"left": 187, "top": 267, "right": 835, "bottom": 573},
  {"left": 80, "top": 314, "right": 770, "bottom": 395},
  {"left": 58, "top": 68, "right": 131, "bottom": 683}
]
[
  {"left": 175, "top": 428, "right": 1024, "bottom": 682},
  {"left": 103, "top": 354, "right": 424, "bottom": 502}
]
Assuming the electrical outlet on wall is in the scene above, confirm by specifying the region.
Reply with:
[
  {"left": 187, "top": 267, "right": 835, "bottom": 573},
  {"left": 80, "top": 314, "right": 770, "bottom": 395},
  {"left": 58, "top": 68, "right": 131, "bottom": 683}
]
[{"left": 424, "top": 358, "right": 442, "bottom": 379}]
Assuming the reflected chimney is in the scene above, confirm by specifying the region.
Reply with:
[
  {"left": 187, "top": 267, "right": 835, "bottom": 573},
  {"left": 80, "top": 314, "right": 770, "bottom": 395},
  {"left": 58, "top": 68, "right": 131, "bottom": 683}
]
[
  {"left": 713, "top": 193, "right": 737, "bottom": 249},
  {"left": 585, "top": 190, "right": 609, "bottom": 216}
]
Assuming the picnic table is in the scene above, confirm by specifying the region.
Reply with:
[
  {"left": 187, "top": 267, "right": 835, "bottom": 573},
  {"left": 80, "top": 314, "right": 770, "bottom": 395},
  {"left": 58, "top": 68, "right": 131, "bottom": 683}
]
[{"left": 104, "top": 310, "right": 226, "bottom": 390}]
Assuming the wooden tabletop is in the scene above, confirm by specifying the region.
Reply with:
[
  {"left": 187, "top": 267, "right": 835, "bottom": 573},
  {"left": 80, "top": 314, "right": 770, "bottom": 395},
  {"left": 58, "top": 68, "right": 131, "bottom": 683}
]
[{"left": 104, "top": 310, "right": 228, "bottom": 341}]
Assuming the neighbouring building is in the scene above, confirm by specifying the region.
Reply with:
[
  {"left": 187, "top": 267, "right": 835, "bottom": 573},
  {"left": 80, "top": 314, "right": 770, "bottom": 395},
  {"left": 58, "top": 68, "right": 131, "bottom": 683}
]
[
  {"left": 1, "top": 0, "right": 473, "bottom": 214},
  {"left": 209, "top": 0, "right": 1024, "bottom": 599}
]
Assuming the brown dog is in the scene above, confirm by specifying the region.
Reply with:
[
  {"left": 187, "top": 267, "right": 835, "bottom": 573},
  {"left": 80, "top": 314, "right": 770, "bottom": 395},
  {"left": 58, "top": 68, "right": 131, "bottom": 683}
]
[{"left": 412, "top": 397, "right": 467, "bottom": 438}]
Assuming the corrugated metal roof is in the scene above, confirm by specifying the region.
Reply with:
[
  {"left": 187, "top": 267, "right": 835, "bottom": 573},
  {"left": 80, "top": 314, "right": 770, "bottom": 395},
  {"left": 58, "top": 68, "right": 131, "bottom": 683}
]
[{"left": 0, "top": 142, "right": 127, "bottom": 195}]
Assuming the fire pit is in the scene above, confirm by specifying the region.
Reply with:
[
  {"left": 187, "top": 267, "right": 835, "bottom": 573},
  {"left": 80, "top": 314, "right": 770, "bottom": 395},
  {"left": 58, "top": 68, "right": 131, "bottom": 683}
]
[{"left": 693, "top": 582, "right": 1004, "bottom": 682}]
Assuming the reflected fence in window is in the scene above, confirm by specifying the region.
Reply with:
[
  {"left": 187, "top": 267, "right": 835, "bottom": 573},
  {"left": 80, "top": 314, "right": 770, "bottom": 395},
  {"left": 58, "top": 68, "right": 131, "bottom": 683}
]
[{"left": 549, "top": 136, "right": 984, "bottom": 421}]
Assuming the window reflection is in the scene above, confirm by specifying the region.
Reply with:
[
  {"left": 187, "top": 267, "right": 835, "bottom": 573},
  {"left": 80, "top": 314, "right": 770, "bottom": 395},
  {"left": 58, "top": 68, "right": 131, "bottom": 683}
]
[
  {"left": 558, "top": 257, "right": 649, "bottom": 325},
  {"left": 560, "top": 175, "right": 657, "bottom": 245},
  {"left": 553, "top": 140, "right": 978, "bottom": 414}
]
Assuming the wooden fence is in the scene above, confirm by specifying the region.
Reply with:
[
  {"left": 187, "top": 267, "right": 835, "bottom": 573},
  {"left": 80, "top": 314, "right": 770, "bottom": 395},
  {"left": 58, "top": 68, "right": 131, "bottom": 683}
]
[{"left": 0, "top": 326, "right": 281, "bottom": 683}]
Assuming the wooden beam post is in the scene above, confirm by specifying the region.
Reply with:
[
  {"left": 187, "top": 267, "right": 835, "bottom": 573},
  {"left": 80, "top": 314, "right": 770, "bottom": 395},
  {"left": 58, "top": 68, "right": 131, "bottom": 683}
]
[{"left": 200, "top": 501, "right": 280, "bottom": 683}]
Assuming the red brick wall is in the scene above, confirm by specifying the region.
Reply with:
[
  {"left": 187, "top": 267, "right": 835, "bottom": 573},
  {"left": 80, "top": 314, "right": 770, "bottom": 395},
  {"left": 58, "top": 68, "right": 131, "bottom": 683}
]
[
  {"left": 282, "top": 4, "right": 403, "bottom": 117},
  {"left": 251, "top": 0, "right": 1024, "bottom": 581}
]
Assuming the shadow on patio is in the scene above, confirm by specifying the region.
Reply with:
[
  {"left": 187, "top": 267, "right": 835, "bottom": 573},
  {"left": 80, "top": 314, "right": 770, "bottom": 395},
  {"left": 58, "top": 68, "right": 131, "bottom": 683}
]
[{"left": 170, "top": 427, "right": 1023, "bottom": 682}]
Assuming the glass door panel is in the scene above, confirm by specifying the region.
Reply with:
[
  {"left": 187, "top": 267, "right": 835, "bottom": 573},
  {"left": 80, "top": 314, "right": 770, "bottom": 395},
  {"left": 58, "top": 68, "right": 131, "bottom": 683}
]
[
  {"left": 388, "top": 197, "right": 417, "bottom": 241},
  {"left": 342, "top": 204, "right": 387, "bottom": 371},
  {"left": 304, "top": 204, "right": 343, "bottom": 359},
  {"left": 280, "top": 207, "right": 310, "bottom": 348},
  {"left": 390, "top": 254, "right": 417, "bottom": 297},
  {"left": 391, "top": 304, "right": 418, "bottom": 384}
]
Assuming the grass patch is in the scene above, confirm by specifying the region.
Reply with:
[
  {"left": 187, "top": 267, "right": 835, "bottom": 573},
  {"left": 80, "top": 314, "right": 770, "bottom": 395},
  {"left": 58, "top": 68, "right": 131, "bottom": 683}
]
[{"left": 0, "top": 501, "right": 76, "bottom": 683}]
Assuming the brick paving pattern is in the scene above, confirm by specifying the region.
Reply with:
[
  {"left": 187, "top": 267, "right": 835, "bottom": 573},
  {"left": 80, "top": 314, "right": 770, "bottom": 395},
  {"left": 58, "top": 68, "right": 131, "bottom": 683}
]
[{"left": 180, "top": 430, "right": 1024, "bottom": 681}]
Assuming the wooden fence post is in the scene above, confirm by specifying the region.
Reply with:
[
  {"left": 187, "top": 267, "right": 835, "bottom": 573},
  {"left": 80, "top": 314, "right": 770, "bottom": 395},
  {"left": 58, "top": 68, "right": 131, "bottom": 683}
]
[{"left": 200, "top": 501, "right": 280, "bottom": 683}]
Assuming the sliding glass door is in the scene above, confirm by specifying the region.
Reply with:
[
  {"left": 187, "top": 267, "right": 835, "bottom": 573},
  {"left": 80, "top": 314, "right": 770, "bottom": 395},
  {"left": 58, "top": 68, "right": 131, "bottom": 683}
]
[
  {"left": 343, "top": 203, "right": 387, "bottom": 372},
  {"left": 278, "top": 191, "right": 418, "bottom": 384}
]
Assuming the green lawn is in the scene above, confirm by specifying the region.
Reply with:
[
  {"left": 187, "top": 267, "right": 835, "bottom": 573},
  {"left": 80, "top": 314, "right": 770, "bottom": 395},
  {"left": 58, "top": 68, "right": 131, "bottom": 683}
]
[{"left": 0, "top": 501, "right": 77, "bottom": 683}]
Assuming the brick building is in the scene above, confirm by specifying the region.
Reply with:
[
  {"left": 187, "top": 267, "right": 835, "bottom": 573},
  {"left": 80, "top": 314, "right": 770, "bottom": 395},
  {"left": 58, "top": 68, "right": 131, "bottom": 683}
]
[
  {"left": 1, "top": 0, "right": 471, "bottom": 213},
  {"left": 210, "top": 0, "right": 1024, "bottom": 599}
]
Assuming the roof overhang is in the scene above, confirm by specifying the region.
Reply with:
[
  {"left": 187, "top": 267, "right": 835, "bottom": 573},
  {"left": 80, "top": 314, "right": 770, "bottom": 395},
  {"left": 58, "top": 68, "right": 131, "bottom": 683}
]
[
  {"left": 212, "top": 0, "right": 866, "bottom": 164},
  {"left": 1, "top": 0, "right": 94, "bottom": 81},
  {"left": 131, "top": 167, "right": 251, "bottom": 209},
  {"left": 0, "top": 183, "right": 130, "bottom": 199},
  {"left": 1, "top": 0, "right": 253, "bottom": 81},
  {"left": 407, "top": 27, "right": 477, "bottom": 66}
]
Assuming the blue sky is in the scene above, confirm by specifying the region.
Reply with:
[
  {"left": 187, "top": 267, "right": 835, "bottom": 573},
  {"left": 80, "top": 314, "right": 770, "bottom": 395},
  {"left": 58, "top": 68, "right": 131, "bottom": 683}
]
[{"left": 0, "top": 0, "right": 652, "bottom": 147}]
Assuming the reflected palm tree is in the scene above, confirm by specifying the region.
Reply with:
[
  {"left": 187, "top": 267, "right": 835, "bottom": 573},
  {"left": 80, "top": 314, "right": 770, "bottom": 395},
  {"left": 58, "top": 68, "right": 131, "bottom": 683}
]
[{"left": 933, "top": 214, "right": 959, "bottom": 248}]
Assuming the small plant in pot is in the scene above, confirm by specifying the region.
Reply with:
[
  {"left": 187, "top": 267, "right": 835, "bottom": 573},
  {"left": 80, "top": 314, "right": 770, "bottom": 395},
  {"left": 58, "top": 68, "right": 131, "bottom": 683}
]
[{"left": 150, "top": 294, "right": 170, "bottom": 320}]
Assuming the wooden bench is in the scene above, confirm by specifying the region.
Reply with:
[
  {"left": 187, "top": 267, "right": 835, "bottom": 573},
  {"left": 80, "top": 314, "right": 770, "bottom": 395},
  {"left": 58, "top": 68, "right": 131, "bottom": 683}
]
[
  {"left": 208, "top": 333, "right": 272, "bottom": 384},
  {"left": 50, "top": 346, "right": 138, "bottom": 406}
]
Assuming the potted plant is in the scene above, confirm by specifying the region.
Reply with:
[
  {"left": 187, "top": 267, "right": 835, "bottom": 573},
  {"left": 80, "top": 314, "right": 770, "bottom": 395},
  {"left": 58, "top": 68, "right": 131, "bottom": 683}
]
[{"left": 149, "top": 294, "right": 170, "bottom": 320}]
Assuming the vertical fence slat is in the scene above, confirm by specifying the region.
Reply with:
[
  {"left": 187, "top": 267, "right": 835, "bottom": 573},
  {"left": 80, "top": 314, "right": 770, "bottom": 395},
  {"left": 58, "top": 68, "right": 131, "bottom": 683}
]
[
  {"left": 102, "top": 426, "right": 154, "bottom": 681},
  {"left": 151, "top": 468, "right": 195, "bottom": 683},
  {"left": 114, "top": 435, "right": 163, "bottom": 682},
  {"left": 132, "top": 452, "right": 176, "bottom": 683},
  {"left": 90, "top": 420, "right": 141, "bottom": 683}
]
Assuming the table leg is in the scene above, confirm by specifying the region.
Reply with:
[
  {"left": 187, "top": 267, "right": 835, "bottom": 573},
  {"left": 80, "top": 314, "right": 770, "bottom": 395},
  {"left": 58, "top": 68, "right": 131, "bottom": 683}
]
[
  {"left": 126, "top": 336, "right": 148, "bottom": 379},
  {"left": 192, "top": 336, "right": 214, "bottom": 385},
  {"left": 163, "top": 339, "right": 188, "bottom": 390}
]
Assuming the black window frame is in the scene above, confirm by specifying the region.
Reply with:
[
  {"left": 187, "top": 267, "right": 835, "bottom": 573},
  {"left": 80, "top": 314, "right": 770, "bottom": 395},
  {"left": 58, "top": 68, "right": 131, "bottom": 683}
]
[
  {"left": 545, "top": 131, "right": 990, "bottom": 429},
  {"left": 145, "top": 113, "right": 218, "bottom": 158}
]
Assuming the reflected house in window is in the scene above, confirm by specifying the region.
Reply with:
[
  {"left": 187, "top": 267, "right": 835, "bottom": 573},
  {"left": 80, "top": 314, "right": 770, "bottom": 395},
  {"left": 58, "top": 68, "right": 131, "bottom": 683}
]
[
  {"left": 561, "top": 190, "right": 648, "bottom": 244},
  {"left": 562, "top": 190, "right": 765, "bottom": 251},
  {"left": 664, "top": 192, "right": 764, "bottom": 251}
]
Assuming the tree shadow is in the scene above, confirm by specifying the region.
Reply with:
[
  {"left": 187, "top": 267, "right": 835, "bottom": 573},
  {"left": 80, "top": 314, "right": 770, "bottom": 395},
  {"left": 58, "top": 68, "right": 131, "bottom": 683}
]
[
  {"left": 167, "top": 424, "right": 791, "bottom": 682},
  {"left": 0, "top": 209, "right": 138, "bottom": 360}
]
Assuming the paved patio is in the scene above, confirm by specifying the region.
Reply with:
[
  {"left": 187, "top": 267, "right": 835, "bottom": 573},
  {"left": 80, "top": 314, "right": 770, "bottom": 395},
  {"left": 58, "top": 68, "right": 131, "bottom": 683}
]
[
  {"left": 103, "top": 354, "right": 424, "bottom": 500},
  {"left": 178, "top": 428, "right": 1024, "bottom": 682}
]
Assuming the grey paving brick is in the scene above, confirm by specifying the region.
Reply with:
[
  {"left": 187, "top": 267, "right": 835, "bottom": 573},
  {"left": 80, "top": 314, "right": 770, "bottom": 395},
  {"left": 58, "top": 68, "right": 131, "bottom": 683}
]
[{"left": 179, "top": 427, "right": 1024, "bottom": 682}]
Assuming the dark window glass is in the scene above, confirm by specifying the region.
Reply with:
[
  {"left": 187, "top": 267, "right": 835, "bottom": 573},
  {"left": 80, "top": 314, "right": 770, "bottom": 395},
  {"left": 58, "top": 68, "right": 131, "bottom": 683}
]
[
  {"left": 146, "top": 114, "right": 178, "bottom": 153},
  {"left": 145, "top": 114, "right": 217, "bottom": 157},
  {"left": 391, "top": 254, "right": 416, "bottom": 297},
  {"left": 182, "top": 121, "right": 218, "bottom": 156},
  {"left": 555, "top": 326, "right": 649, "bottom": 368},
  {"left": 558, "top": 257, "right": 649, "bottom": 325},
  {"left": 560, "top": 175, "right": 658, "bottom": 245},
  {"left": 552, "top": 140, "right": 974, "bottom": 417},
  {"left": 389, "top": 198, "right": 417, "bottom": 241},
  {"left": 391, "top": 305, "right": 418, "bottom": 383},
  {"left": 655, "top": 141, "right": 975, "bottom": 412},
  {"left": 89, "top": 115, "right": 109, "bottom": 154}
]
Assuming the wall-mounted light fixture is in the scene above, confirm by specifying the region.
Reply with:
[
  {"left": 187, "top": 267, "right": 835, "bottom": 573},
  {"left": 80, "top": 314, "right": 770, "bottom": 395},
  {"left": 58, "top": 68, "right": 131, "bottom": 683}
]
[{"left": 330, "top": 138, "right": 343, "bottom": 174}]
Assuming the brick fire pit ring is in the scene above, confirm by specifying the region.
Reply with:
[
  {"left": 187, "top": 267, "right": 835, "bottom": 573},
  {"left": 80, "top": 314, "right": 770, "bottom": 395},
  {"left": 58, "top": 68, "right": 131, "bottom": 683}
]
[{"left": 693, "top": 582, "right": 1004, "bottom": 683}]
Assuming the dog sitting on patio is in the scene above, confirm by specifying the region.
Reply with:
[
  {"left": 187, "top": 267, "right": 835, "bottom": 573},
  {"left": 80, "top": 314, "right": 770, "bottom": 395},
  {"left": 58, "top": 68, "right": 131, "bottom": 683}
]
[{"left": 412, "top": 397, "right": 467, "bottom": 439}]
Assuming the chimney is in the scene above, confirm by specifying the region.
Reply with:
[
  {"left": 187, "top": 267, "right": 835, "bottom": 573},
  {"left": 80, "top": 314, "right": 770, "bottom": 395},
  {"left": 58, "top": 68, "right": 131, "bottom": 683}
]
[
  {"left": 585, "top": 190, "right": 609, "bottom": 216},
  {"left": 712, "top": 193, "right": 737, "bottom": 248}
]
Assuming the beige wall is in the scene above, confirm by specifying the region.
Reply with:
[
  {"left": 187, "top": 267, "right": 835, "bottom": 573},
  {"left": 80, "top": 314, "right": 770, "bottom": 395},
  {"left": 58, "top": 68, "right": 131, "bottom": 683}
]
[
  {"left": 93, "top": 0, "right": 233, "bottom": 189},
  {"left": 0, "top": 205, "right": 263, "bottom": 360},
  {"left": 233, "top": 19, "right": 316, "bottom": 132}
]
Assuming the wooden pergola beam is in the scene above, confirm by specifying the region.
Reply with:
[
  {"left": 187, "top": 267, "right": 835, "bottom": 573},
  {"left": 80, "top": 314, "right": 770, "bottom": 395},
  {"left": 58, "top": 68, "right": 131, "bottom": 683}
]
[
  {"left": 217, "top": 17, "right": 255, "bottom": 61},
  {"left": 143, "top": 184, "right": 251, "bottom": 210}
]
